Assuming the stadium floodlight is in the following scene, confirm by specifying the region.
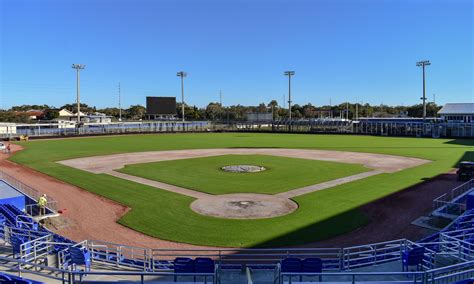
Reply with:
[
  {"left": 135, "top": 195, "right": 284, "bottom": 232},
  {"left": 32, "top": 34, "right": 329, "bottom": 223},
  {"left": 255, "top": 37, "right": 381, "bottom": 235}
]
[
  {"left": 283, "top": 71, "right": 295, "bottom": 131},
  {"left": 416, "top": 60, "right": 431, "bottom": 120},
  {"left": 176, "top": 71, "right": 187, "bottom": 123},
  {"left": 72, "top": 64, "right": 86, "bottom": 123}
]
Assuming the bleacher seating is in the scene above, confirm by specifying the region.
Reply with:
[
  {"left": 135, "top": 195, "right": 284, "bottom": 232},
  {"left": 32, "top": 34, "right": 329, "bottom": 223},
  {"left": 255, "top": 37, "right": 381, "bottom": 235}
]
[{"left": 0, "top": 186, "right": 473, "bottom": 283}]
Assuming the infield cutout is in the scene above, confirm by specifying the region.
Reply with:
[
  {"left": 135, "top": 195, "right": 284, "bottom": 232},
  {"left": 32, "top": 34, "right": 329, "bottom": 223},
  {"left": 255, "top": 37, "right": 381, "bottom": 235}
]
[{"left": 221, "top": 165, "right": 266, "bottom": 173}]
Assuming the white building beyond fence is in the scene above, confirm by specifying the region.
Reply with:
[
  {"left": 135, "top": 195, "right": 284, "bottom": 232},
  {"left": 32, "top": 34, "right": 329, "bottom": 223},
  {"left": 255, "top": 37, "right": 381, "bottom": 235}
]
[{"left": 0, "top": 121, "right": 211, "bottom": 138}]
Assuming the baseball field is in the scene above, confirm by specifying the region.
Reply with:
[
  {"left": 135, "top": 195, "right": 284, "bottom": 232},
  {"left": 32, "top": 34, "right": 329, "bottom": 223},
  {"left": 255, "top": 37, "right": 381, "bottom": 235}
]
[{"left": 9, "top": 133, "right": 474, "bottom": 247}]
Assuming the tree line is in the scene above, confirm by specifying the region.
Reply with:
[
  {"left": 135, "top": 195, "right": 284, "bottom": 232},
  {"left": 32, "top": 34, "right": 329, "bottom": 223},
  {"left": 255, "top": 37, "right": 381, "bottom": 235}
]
[{"left": 0, "top": 101, "right": 442, "bottom": 123}]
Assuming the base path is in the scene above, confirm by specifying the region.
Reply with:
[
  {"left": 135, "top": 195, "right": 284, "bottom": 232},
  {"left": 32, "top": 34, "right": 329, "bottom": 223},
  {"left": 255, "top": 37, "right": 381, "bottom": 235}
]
[{"left": 59, "top": 148, "right": 429, "bottom": 219}]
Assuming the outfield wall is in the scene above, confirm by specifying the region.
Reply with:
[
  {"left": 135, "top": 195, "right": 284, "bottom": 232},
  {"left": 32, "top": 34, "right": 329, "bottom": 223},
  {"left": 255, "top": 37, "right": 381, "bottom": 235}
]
[
  {"left": 228, "top": 119, "right": 474, "bottom": 138},
  {"left": 0, "top": 121, "right": 211, "bottom": 139},
  {"left": 1, "top": 119, "right": 473, "bottom": 139}
]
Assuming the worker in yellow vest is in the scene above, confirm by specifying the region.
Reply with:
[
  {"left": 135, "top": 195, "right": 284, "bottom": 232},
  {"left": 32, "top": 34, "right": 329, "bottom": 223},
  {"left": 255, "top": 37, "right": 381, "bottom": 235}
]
[{"left": 38, "top": 194, "right": 47, "bottom": 216}]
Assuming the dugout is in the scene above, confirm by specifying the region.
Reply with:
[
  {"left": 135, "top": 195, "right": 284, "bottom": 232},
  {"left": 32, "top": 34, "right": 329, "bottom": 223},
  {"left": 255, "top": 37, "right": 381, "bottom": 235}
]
[{"left": 0, "top": 180, "right": 26, "bottom": 210}]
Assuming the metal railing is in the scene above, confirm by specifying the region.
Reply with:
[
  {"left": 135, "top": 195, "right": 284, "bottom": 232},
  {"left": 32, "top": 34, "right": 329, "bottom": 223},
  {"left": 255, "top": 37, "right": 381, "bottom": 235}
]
[
  {"left": 19, "top": 234, "right": 54, "bottom": 263},
  {"left": 150, "top": 247, "right": 342, "bottom": 271},
  {"left": 342, "top": 239, "right": 407, "bottom": 270},
  {"left": 275, "top": 260, "right": 474, "bottom": 284},
  {"left": 426, "top": 260, "right": 474, "bottom": 284},
  {"left": 277, "top": 270, "right": 425, "bottom": 284},
  {"left": 452, "top": 179, "right": 474, "bottom": 200},
  {"left": 0, "top": 238, "right": 472, "bottom": 283},
  {"left": 0, "top": 254, "right": 217, "bottom": 284},
  {"left": 83, "top": 240, "right": 343, "bottom": 272},
  {"left": 3, "top": 226, "right": 49, "bottom": 245},
  {"left": 2, "top": 121, "right": 211, "bottom": 138},
  {"left": 52, "top": 238, "right": 445, "bottom": 276},
  {"left": 432, "top": 179, "right": 474, "bottom": 219},
  {"left": 88, "top": 239, "right": 150, "bottom": 271}
]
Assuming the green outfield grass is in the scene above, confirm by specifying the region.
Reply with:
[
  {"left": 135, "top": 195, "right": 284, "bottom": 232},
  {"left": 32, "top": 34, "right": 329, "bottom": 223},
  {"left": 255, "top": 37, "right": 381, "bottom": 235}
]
[
  {"left": 118, "top": 154, "right": 369, "bottom": 195},
  {"left": 9, "top": 133, "right": 474, "bottom": 247}
]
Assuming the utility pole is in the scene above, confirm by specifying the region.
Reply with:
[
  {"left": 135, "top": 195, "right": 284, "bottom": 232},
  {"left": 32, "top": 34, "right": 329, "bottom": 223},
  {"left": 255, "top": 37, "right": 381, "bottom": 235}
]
[
  {"left": 346, "top": 102, "right": 349, "bottom": 120},
  {"left": 72, "top": 64, "right": 85, "bottom": 123},
  {"left": 416, "top": 60, "right": 431, "bottom": 120},
  {"left": 219, "top": 90, "right": 222, "bottom": 106},
  {"left": 356, "top": 102, "right": 359, "bottom": 120},
  {"left": 433, "top": 93, "right": 436, "bottom": 105},
  {"left": 176, "top": 71, "right": 187, "bottom": 123},
  {"left": 118, "top": 82, "right": 122, "bottom": 121},
  {"left": 329, "top": 99, "right": 332, "bottom": 118},
  {"left": 283, "top": 71, "right": 295, "bottom": 131}
]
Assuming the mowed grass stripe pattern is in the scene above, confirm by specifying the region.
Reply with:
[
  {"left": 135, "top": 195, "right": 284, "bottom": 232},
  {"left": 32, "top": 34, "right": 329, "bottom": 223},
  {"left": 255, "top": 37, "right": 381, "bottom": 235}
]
[
  {"left": 118, "top": 154, "right": 369, "bottom": 195},
  {"left": 9, "top": 133, "right": 474, "bottom": 247}
]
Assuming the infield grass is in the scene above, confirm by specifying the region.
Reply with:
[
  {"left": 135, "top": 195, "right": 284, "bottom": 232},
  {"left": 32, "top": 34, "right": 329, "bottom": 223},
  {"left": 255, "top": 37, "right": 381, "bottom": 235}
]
[
  {"left": 9, "top": 133, "right": 474, "bottom": 247},
  {"left": 118, "top": 154, "right": 369, "bottom": 195}
]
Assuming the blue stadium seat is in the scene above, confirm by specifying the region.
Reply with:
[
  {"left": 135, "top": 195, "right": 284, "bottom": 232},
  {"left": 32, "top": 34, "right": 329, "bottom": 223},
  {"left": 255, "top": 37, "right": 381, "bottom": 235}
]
[
  {"left": 301, "top": 257, "right": 322, "bottom": 281},
  {"left": 173, "top": 257, "right": 194, "bottom": 282},
  {"left": 194, "top": 257, "right": 215, "bottom": 273},
  {"left": 302, "top": 258, "right": 322, "bottom": 273},
  {"left": 10, "top": 235, "right": 24, "bottom": 258},
  {"left": 281, "top": 257, "right": 302, "bottom": 273},
  {"left": 402, "top": 246, "right": 425, "bottom": 272},
  {"left": 69, "top": 246, "right": 91, "bottom": 272}
]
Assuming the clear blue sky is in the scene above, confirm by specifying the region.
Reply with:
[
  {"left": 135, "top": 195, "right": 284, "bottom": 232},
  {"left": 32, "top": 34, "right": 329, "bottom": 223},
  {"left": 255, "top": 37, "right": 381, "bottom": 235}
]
[{"left": 0, "top": 0, "right": 472, "bottom": 109}]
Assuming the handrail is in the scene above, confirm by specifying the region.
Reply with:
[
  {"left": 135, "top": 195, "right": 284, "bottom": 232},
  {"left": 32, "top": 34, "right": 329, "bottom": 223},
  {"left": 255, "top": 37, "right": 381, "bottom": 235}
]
[{"left": 246, "top": 267, "right": 253, "bottom": 284}]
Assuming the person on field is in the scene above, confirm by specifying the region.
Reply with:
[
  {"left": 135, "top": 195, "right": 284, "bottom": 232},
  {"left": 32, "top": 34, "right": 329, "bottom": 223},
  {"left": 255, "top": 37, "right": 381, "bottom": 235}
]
[
  {"left": 6, "top": 143, "right": 11, "bottom": 154},
  {"left": 38, "top": 194, "right": 48, "bottom": 217}
]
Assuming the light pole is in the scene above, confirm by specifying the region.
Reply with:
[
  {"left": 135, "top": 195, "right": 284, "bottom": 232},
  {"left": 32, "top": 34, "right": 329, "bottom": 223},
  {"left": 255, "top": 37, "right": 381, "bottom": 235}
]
[
  {"left": 283, "top": 71, "right": 295, "bottom": 131},
  {"left": 72, "top": 64, "right": 85, "bottom": 123},
  {"left": 118, "top": 82, "right": 122, "bottom": 122},
  {"left": 176, "top": 71, "right": 187, "bottom": 123},
  {"left": 416, "top": 60, "right": 431, "bottom": 120}
]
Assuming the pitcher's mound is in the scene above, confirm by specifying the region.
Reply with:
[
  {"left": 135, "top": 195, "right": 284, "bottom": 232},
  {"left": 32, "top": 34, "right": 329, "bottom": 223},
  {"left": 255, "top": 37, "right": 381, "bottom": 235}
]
[
  {"left": 190, "top": 194, "right": 298, "bottom": 219},
  {"left": 221, "top": 165, "right": 266, "bottom": 173}
]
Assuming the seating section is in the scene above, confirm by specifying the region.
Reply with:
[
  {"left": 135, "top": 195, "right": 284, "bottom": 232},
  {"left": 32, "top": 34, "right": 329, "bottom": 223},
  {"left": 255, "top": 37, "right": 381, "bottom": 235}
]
[
  {"left": 0, "top": 204, "right": 75, "bottom": 255},
  {"left": 0, "top": 192, "right": 473, "bottom": 283}
]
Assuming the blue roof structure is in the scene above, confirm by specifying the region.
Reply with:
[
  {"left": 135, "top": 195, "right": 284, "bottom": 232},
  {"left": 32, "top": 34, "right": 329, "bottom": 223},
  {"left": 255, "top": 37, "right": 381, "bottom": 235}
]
[{"left": 0, "top": 180, "right": 23, "bottom": 199}]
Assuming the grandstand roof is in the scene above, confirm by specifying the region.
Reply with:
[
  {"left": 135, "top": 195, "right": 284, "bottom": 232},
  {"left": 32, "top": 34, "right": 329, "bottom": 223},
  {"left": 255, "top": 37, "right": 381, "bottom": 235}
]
[{"left": 438, "top": 103, "right": 474, "bottom": 115}]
